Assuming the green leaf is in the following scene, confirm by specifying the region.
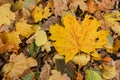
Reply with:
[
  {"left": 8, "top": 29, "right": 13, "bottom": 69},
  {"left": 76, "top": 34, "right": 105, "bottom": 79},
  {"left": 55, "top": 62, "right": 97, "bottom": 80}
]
[
  {"left": 85, "top": 70, "right": 102, "bottom": 80},
  {"left": 23, "top": 73, "right": 34, "bottom": 80},
  {"left": 107, "top": 35, "right": 113, "bottom": 45},
  {"left": 29, "top": 41, "right": 36, "bottom": 56}
]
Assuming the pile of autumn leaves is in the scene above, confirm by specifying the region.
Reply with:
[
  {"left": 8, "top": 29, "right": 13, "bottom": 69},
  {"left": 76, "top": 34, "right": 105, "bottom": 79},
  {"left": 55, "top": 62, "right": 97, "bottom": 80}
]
[{"left": 0, "top": 0, "right": 120, "bottom": 80}]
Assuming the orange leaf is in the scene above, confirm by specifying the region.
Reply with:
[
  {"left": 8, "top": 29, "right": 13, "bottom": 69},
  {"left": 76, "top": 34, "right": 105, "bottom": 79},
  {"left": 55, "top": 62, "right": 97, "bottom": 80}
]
[
  {"left": 77, "top": 72, "right": 83, "bottom": 80},
  {"left": 87, "top": 0, "right": 98, "bottom": 13},
  {"left": 102, "top": 56, "right": 112, "bottom": 62}
]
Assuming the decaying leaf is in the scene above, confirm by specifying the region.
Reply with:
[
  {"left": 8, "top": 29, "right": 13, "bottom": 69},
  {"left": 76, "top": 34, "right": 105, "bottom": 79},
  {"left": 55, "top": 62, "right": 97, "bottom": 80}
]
[
  {"left": 0, "top": 4, "right": 15, "bottom": 27},
  {"left": 23, "top": 0, "right": 36, "bottom": 11},
  {"left": 35, "top": 30, "right": 47, "bottom": 46},
  {"left": 49, "top": 13, "right": 109, "bottom": 62},
  {"left": 48, "top": 70, "right": 71, "bottom": 80},
  {"left": 115, "top": 60, "right": 120, "bottom": 80},
  {"left": 69, "top": 0, "right": 87, "bottom": 12},
  {"left": 41, "top": 16, "right": 60, "bottom": 31},
  {"left": 85, "top": 69, "right": 102, "bottom": 80},
  {"left": 53, "top": 0, "right": 68, "bottom": 16},
  {"left": 40, "top": 62, "right": 51, "bottom": 80},
  {"left": 96, "top": 0, "right": 116, "bottom": 12},
  {"left": 102, "top": 64, "right": 117, "bottom": 79},
  {"left": 71, "top": 54, "right": 90, "bottom": 66},
  {"left": 2, "top": 53, "right": 37, "bottom": 78}
]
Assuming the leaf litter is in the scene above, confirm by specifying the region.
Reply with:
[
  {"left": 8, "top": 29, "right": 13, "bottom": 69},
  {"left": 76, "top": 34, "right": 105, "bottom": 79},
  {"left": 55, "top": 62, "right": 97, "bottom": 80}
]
[{"left": 0, "top": 0, "right": 119, "bottom": 80}]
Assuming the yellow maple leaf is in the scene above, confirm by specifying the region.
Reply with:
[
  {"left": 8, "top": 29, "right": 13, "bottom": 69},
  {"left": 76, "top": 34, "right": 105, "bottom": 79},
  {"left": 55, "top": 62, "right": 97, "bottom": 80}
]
[
  {"left": 49, "top": 13, "right": 109, "bottom": 62},
  {"left": 15, "top": 19, "right": 35, "bottom": 38},
  {"left": 0, "top": 4, "right": 15, "bottom": 27},
  {"left": 2, "top": 31, "right": 21, "bottom": 49},
  {"left": 31, "top": 3, "right": 52, "bottom": 22},
  {"left": 2, "top": 53, "right": 37, "bottom": 78}
]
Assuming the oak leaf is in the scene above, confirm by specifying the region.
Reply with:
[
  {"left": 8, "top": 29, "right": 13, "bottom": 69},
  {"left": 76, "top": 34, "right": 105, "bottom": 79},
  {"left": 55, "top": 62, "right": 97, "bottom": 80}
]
[{"left": 49, "top": 13, "right": 109, "bottom": 62}]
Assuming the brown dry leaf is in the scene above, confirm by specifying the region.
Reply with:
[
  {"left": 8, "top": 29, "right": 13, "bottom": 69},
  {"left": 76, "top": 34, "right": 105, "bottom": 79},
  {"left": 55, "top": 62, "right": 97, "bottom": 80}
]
[
  {"left": 115, "top": 60, "right": 120, "bottom": 80},
  {"left": 87, "top": 0, "right": 98, "bottom": 13},
  {"left": 2, "top": 53, "right": 37, "bottom": 78},
  {"left": 53, "top": 0, "right": 68, "bottom": 16},
  {"left": 95, "top": 0, "right": 116, "bottom": 12},
  {"left": 69, "top": 0, "right": 87, "bottom": 13},
  {"left": 40, "top": 62, "right": 51, "bottom": 80},
  {"left": 48, "top": 70, "right": 71, "bottom": 80},
  {"left": 41, "top": 16, "right": 60, "bottom": 31},
  {"left": 77, "top": 72, "right": 83, "bottom": 80}
]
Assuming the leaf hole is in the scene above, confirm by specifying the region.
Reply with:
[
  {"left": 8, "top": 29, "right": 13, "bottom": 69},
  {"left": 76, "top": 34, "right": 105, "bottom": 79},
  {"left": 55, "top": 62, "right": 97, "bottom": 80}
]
[{"left": 95, "top": 38, "right": 99, "bottom": 42}]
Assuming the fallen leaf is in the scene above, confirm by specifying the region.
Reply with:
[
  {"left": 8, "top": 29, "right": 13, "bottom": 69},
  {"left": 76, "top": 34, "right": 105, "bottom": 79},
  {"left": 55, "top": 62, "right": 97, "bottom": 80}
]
[
  {"left": 102, "top": 56, "right": 112, "bottom": 62},
  {"left": 115, "top": 60, "right": 120, "bottom": 80},
  {"left": 0, "top": 4, "right": 15, "bottom": 27},
  {"left": 41, "top": 41, "right": 52, "bottom": 53},
  {"left": 104, "top": 11, "right": 120, "bottom": 25},
  {"left": 40, "top": 62, "right": 51, "bottom": 80},
  {"left": 35, "top": 30, "right": 47, "bottom": 46},
  {"left": 102, "top": 64, "right": 117, "bottom": 79},
  {"left": 31, "top": 3, "right": 52, "bottom": 22},
  {"left": 15, "top": 19, "right": 36, "bottom": 38},
  {"left": 49, "top": 13, "right": 109, "bottom": 62},
  {"left": 3, "top": 31, "right": 21, "bottom": 49},
  {"left": 69, "top": 0, "right": 87, "bottom": 13},
  {"left": 53, "top": 0, "right": 68, "bottom": 16},
  {"left": 48, "top": 70, "right": 71, "bottom": 80},
  {"left": 85, "top": 69, "right": 102, "bottom": 80},
  {"left": 41, "top": 16, "right": 60, "bottom": 31},
  {"left": 77, "top": 72, "right": 83, "bottom": 80},
  {"left": 87, "top": 0, "right": 98, "bottom": 13},
  {"left": 71, "top": 54, "right": 90, "bottom": 66},
  {"left": 2, "top": 53, "right": 37, "bottom": 78},
  {"left": 23, "top": 0, "right": 36, "bottom": 11},
  {"left": 96, "top": 0, "right": 116, "bottom": 12}
]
